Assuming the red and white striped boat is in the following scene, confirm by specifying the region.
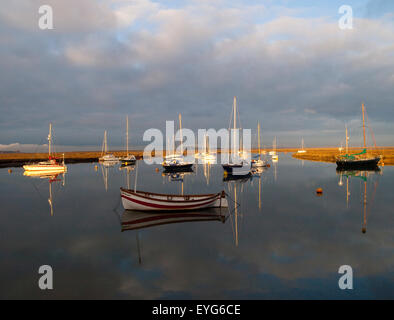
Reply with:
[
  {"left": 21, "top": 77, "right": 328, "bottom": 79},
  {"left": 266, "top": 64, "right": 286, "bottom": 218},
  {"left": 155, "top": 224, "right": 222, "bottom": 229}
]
[
  {"left": 120, "top": 188, "right": 228, "bottom": 211},
  {"left": 121, "top": 209, "right": 226, "bottom": 231}
]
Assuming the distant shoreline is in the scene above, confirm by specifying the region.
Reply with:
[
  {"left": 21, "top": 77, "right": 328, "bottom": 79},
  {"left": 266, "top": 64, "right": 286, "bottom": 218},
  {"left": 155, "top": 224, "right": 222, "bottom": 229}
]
[{"left": 1, "top": 147, "right": 394, "bottom": 167}]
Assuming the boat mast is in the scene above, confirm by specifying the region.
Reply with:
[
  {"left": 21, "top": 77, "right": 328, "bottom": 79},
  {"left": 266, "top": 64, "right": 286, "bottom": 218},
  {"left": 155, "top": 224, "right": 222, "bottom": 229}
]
[
  {"left": 362, "top": 103, "right": 366, "bottom": 149},
  {"left": 233, "top": 96, "right": 237, "bottom": 156},
  {"left": 126, "top": 116, "right": 129, "bottom": 156},
  {"left": 345, "top": 124, "right": 349, "bottom": 154},
  {"left": 273, "top": 137, "right": 277, "bottom": 153},
  {"left": 48, "top": 123, "right": 52, "bottom": 158},
  {"left": 258, "top": 122, "right": 261, "bottom": 160},
  {"left": 179, "top": 113, "right": 183, "bottom": 156},
  {"left": 103, "top": 130, "right": 108, "bottom": 155}
]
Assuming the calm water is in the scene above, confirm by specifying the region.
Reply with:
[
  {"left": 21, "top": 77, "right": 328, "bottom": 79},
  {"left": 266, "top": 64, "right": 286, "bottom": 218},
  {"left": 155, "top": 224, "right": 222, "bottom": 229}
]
[{"left": 0, "top": 154, "right": 393, "bottom": 299}]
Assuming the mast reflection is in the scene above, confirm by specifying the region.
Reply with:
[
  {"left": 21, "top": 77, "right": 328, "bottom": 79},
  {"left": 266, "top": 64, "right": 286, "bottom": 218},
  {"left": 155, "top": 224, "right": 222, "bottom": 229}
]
[
  {"left": 23, "top": 171, "right": 66, "bottom": 216},
  {"left": 336, "top": 168, "right": 381, "bottom": 234}
]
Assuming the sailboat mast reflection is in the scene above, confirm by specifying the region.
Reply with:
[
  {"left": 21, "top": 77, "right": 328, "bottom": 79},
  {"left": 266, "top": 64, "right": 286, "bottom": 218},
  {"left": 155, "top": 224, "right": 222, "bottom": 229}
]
[
  {"left": 337, "top": 168, "right": 381, "bottom": 233},
  {"left": 225, "top": 175, "right": 251, "bottom": 247},
  {"left": 24, "top": 171, "right": 66, "bottom": 216}
]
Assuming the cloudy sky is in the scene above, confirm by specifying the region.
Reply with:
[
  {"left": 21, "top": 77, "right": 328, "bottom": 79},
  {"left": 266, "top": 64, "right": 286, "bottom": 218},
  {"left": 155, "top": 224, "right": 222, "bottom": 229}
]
[{"left": 0, "top": 0, "right": 393, "bottom": 151}]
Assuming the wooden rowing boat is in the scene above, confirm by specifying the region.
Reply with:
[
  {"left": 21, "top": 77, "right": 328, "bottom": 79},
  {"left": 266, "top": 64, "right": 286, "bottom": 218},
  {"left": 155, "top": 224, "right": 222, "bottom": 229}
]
[{"left": 120, "top": 188, "right": 228, "bottom": 211}]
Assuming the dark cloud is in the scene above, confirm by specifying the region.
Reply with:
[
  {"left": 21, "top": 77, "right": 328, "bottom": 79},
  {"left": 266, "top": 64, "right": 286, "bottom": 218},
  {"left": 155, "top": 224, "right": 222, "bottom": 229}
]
[{"left": 0, "top": 1, "right": 393, "bottom": 149}]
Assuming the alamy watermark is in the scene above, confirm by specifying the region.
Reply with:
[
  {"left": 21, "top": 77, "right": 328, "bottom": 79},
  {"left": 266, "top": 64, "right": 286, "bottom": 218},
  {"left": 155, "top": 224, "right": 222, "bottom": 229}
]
[
  {"left": 143, "top": 121, "right": 251, "bottom": 166},
  {"left": 338, "top": 5, "right": 353, "bottom": 30},
  {"left": 38, "top": 265, "right": 53, "bottom": 290},
  {"left": 38, "top": 5, "right": 53, "bottom": 30},
  {"left": 338, "top": 265, "right": 353, "bottom": 290}
]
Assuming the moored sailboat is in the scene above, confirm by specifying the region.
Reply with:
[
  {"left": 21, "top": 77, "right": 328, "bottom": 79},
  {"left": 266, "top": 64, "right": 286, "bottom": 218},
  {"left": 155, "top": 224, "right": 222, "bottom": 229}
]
[
  {"left": 251, "top": 122, "right": 267, "bottom": 167},
  {"left": 297, "top": 138, "right": 306, "bottom": 153},
  {"left": 162, "top": 113, "right": 194, "bottom": 171},
  {"left": 195, "top": 134, "right": 216, "bottom": 163},
  {"left": 99, "top": 130, "right": 119, "bottom": 165},
  {"left": 120, "top": 116, "right": 136, "bottom": 166},
  {"left": 23, "top": 123, "right": 67, "bottom": 174},
  {"left": 270, "top": 137, "right": 278, "bottom": 162},
  {"left": 336, "top": 103, "right": 381, "bottom": 170},
  {"left": 222, "top": 96, "right": 251, "bottom": 175}
]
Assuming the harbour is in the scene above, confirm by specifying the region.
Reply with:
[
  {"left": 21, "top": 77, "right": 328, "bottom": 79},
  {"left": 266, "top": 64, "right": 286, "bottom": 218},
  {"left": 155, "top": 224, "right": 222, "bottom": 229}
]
[
  {"left": 1, "top": 154, "right": 393, "bottom": 299},
  {"left": 1, "top": 0, "right": 394, "bottom": 303}
]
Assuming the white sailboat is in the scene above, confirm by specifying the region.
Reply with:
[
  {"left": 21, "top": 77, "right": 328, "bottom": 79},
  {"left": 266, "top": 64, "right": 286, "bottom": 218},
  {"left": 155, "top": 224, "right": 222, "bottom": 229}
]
[
  {"left": 162, "top": 113, "right": 194, "bottom": 171},
  {"left": 99, "top": 130, "right": 119, "bottom": 165},
  {"left": 195, "top": 134, "right": 216, "bottom": 163},
  {"left": 120, "top": 116, "right": 136, "bottom": 165},
  {"left": 297, "top": 138, "right": 306, "bottom": 153},
  {"left": 251, "top": 122, "right": 267, "bottom": 167},
  {"left": 222, "top": 96, "right": 251, "bottom": 176},
  {"left": 270, "top": 137, "right": 278, "bottom": 162},
  {"left": 23, "top": 123, "right": 67, "bottom": 174}
]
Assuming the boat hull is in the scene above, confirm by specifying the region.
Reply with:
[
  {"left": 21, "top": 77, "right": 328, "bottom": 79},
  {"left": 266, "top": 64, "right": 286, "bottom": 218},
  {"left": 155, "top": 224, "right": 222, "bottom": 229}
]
[
  {"left": 162, "top": 163, "right": 194, "bottom": 171},
  {"left": 23, "top": 164, "right": 66, "bottom": 173},
  {"left": 222, "top": 163, "right": 251, "bottom": 176},
  {"left": 336, "top": 157, "right": 380, "bottom": 170},
  {"left": 120, "top": 159, "right": 136, "bottom": 165},
  {"left": 121, "top": 188, "right": 228, "bottom": 212}
]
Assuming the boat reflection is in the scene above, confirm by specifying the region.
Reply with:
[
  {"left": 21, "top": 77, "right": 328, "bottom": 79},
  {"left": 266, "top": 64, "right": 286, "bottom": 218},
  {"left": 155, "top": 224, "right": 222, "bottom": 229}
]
[
  {"left": 252, "top": 166, "right": 266, "bottom": 211},
  {"left": 162, "top": 167, "right": 194, "bottom": 195},
  {"left": 223, "top": 171, "right": 252, "bottom": 182},
  {"left": 202, "top": 162, "right": 212, "bottom": 185},
  {"left": 119, "top": 164, "right": 136, "bottom": 189},
  {"left": 223, "top": 170, "right": 253, "bottom": 247},
  {"left": 336, "top": 168, "right": 381, "bottom": 233},
  {"left": 120, "top": 208, "right": 227, "bottom": 232},
  {"left": 162, "top": 168, "right": 193, "bottom": 180},
  {"left": 23, "top": 171, "right": 66, "bottom": 216},
  {"left": 100, "top": 161, "right": 123, "bottom": 191},
  {"left": 119, "top": 208, "right": 228, "bottom": 265}
]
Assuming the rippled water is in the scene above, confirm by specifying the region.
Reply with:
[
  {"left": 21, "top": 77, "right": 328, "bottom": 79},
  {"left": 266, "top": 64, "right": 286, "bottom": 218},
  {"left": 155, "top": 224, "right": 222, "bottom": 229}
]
[{"left": 0, "top": 153, "right": 393, "bottom": 299}]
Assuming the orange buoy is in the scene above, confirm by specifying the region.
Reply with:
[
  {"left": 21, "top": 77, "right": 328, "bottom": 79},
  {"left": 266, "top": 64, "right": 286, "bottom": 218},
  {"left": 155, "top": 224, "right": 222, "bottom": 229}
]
[
  {"left": 8, "top": 169, "right": 12, "bottom": 174},
  {"left": 155, "top": 168, "right": 159, "bottom": 172},
  {"left": 267, "top": 164, "right": 270, "bottom": 168},
  {"left": 316, "top": 188, "right": 323, "bottom": 195}
]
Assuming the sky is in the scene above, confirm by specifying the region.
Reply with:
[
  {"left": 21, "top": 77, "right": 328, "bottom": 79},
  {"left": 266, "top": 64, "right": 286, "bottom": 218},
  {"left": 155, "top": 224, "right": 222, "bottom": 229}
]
[{"left": 0, "top": 0, "right": 393, "bottom": 151}]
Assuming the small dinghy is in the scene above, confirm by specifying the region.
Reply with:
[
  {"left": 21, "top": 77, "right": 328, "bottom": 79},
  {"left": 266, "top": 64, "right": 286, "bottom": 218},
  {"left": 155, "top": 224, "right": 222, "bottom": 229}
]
[{"left": 121, "top": 188, "right": 228, "bottom": 211}]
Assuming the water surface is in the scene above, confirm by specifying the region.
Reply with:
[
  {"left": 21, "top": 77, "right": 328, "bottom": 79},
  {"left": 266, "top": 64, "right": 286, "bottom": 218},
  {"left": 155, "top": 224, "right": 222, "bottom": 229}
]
[{"left": 0, "top": 154, "right": 393, "bottom": 299}]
